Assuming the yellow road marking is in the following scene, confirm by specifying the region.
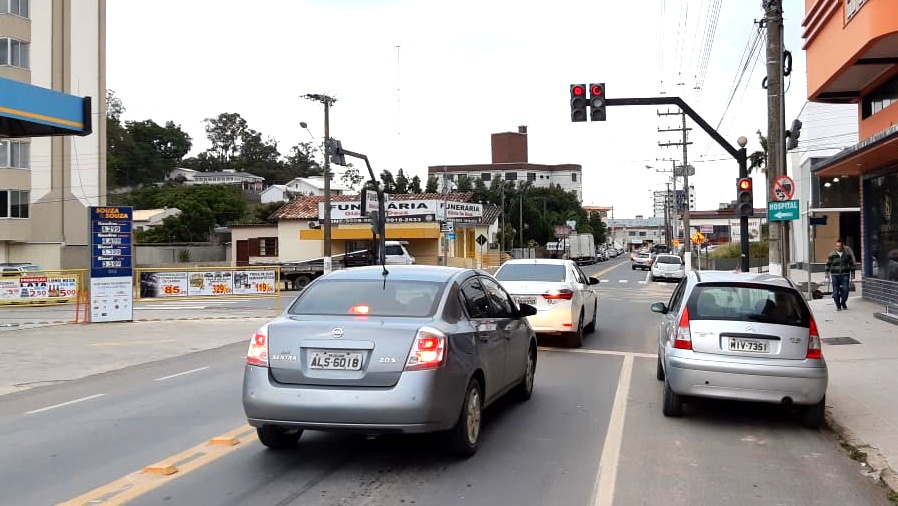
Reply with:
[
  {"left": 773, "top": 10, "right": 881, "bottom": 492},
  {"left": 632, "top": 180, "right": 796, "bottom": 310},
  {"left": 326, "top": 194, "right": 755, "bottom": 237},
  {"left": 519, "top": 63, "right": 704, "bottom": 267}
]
[
  {"left": 591, "top": 260, "right": 628, "bottom": 279},
  {"left": 57, "top": 424, "right": 256, "bottom": 505}
]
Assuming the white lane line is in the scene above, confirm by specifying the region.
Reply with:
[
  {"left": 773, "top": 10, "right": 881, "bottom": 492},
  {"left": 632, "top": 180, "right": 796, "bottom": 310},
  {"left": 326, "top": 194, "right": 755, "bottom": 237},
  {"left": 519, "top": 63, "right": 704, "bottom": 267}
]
[
  {"left": 154, "top": 366, "right": 210, "bottom": 382},
  {"left": 618, "top": 280, "right": 628, "bottom": 284},
  {"left": 26, "top": 394, "right": 106, "bottom": 415},
  {"left": 537, "top": 347, "right": 655, "bottom": 359},
  {"left": 592, "top": 354, "right": 634, "bottom": 506}
]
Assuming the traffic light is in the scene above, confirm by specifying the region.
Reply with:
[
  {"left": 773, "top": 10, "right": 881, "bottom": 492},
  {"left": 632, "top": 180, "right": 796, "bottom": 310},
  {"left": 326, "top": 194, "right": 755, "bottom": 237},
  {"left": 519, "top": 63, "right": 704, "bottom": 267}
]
[
  {"left": 786, "top": 118, "right": 802, "bottom": 150},
  {"left": 589, "top": 83, "right": 606, "bottom": 121},
  {"left": 327, "top": 138, "right": 346, "bottom": 165},
  {"left": 737, "top": 177, "right": 754, "bottom": 217},
  {"left": 570, "top": 84, "right": 587, "bottom": 122}
]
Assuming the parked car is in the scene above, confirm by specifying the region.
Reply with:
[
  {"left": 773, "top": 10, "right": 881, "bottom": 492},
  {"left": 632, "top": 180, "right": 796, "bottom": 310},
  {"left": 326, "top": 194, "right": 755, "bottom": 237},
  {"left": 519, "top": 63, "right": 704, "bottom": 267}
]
[
  {"left": 242, "top": 265, "right": 538, "bottom": 457},
  {"left": 651, "top": 271, "right": 827, "bottom": 427},
  {"left": 492, "top": 258, "right": 599, "bottom": 347},
  {"left": 631, "top": 252, "right": 653, "bottom": 270},
  {"left": 0, "top": 263, "right": 42, "bottom": 277},
  {"left": 650, "top": 254, "right": 685, "bottom": 281}
]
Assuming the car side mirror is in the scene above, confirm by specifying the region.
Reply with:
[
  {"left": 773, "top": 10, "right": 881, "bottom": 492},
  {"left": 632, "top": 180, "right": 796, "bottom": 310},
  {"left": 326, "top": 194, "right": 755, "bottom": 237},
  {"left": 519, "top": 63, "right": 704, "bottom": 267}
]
[
  {"left": 517, "top": 303, "right": 538, "bottom": 317},
  {"left": 588, "top": 277, "right": 600, "bottom": 285},
  {"left": 650, "top": 302, "right": 668, "bottom": 314}
]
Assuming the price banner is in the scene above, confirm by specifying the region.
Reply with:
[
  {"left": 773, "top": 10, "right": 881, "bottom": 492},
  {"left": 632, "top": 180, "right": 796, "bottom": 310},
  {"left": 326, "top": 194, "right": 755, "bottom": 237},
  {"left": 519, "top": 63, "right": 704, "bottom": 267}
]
[
  {"left": 232, "top": 270, "right": 277, "bottom": 295},
  {"left": 187, "top": 271, "right": 234, "bottom": 297},
  {"left": 138, "top": 271, "right": 189, "bottom": 298},
  {"left": 0, "top": 275, "right": 79, "bottom": 302}
]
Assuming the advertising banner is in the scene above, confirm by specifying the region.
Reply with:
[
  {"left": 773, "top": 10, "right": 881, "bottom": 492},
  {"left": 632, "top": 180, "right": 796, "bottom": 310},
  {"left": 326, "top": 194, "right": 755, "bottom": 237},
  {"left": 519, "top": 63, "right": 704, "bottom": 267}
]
[
  {"left": 232, "top": 270, "right": 277, "bottom": 295},
  {"left": 0, "top": 274, "right": 79, "bottom": 303},
  {"left": 319, "top": 199, "right": 482, "bottom": 223},
  {"left": 89, "top": 206, "right": 134, "bottom": 323},
  {"left": 136, "top": 269, "right": 277, "bottom": 299},
  {"left": 729, "top": 218, "right": 763, "bottom": 243},
  {"left": 90, "top": 276, "right": 134, "bottom": 323}
]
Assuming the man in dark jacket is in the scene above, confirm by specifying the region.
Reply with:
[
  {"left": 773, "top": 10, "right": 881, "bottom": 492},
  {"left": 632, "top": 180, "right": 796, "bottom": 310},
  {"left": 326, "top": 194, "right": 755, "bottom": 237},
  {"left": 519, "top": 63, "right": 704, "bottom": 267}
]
[{"left": 825, "top": 239, "right": 856, "bottom": 311}]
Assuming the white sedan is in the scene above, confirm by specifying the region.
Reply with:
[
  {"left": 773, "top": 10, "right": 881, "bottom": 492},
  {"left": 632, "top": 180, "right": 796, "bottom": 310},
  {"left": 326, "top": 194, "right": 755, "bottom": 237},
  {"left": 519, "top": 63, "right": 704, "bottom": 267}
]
[
  {"left": 650, "top": 254, "right": 685, "bottom": 281},
  {"left": 493, "top": 259, "right": 599, "bottom": 347}
]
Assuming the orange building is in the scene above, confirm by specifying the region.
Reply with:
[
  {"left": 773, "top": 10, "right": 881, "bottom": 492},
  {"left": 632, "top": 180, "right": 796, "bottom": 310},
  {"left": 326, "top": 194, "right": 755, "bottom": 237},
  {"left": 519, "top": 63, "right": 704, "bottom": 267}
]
[{"left": 803, "top": 0, "right": 898, "bottom": 307}]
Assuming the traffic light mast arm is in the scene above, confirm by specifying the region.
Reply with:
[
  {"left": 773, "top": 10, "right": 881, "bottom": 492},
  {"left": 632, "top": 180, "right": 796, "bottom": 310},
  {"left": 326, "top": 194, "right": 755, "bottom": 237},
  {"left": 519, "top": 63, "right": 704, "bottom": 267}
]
[{"left": 334, "top": 147, "right": 388, "bottom": 267}]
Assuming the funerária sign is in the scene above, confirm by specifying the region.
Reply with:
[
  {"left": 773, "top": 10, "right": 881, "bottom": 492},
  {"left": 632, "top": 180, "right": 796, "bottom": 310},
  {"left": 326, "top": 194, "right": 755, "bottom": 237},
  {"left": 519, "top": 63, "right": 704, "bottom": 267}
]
[{"left": 319, "top": 199, "right": 483, "bottom": 221}]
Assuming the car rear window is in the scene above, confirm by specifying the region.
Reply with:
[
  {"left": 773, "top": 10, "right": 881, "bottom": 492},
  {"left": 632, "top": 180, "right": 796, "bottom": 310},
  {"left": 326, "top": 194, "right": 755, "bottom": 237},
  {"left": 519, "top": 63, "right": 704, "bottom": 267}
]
[
  {"left": 288, "top": 279, "right": 444, "bottom": 317},
  {"left": 494, "top": 264, "right": 565, "bottom": 282},
  {"left": 657, "top": 256, "right": 682, "bottom": 264},
  {"left": 687, "top": 283, "right": 810, "bottom": 326}
]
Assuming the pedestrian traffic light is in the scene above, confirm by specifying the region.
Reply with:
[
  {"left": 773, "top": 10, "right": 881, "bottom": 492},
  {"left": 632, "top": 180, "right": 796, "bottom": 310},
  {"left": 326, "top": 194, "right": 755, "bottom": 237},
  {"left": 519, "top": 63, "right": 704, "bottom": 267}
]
[
  {"left": 570, "top": 84, "right": 587, "bottom": 122},
  {"left": 737, "top": 177, "right": 754, "bottom": 217},
  {"left": 589, "top": 83, "right": 606, "bottom": 121}
]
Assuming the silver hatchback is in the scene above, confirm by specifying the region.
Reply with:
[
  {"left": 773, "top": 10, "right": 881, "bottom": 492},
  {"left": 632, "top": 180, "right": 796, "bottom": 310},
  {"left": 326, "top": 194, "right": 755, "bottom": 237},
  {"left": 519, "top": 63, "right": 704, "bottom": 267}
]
[
  {"left": 651, "top": 271, "right": 828, "bottom": 427},
  {"left": 242, "top": 265, "right": 538, "bottom": 457}
]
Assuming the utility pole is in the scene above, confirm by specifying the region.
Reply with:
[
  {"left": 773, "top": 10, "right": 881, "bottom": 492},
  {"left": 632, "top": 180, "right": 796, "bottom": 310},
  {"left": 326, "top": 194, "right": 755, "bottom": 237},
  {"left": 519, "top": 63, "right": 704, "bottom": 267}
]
[
  {"left": 303, "top": 93, "right": 337, "bottom": 273},
  {"left": 764, "top": 0, "right": 787, "bottom": 277},
  {"left": 664, "top": 181, "right": 671, "bottom": 247},
  {"left": 659, "top": 110, "right": 693, "bottom": 264}
]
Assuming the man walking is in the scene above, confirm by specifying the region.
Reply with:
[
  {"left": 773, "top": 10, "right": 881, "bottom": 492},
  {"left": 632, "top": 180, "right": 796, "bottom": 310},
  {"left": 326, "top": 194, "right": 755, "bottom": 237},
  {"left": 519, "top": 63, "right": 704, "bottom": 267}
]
[{"left": 825, "top": 239, "right": 856, "bottom": 311}]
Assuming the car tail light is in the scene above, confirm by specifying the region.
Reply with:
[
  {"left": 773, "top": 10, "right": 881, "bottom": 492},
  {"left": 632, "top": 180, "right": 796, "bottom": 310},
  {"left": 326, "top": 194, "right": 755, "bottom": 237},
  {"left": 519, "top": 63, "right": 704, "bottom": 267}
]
[
  {"left": 807, "top": 316, "right": 823, "bottom": 359},
  {"left": 405, "top": 326, "right": 446, "bottom": 370},
  {"left": 674, "top": 307, "right": 693, "bottom": 350},
  {"left": 543, "top": 288, "right": 574, "bottom": 300},
  {"left": 246, "top": 327, "right": 269, "bottom": 366}
]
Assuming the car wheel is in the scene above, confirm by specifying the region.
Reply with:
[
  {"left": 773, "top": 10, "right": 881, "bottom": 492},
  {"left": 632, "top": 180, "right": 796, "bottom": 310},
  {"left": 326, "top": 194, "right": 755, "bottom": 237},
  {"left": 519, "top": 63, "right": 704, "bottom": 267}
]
[
  {"left": 631, "top": 265, "right": 636, "bottom": 270},
  {"left": 447, "top": 378, "right": 483, "bottom": 457},
  {"left": 584, "top": 301, "right": 597, "bottom": 333},
  {"left": 256, "top": 426, "right": 302, "bottom": 450},
  {"left": 800, "top": 396, "right": 826, "bottom": 429},
  {"left": 513, "top": 344, "right": 537, "bottom": 402},
  {"left": 662, "top": 376, "right": 683, "bottom": 417},
  {"left": 566, "top": 312, "right": 584, "bottom": 348},
  {"left": 656, "top": 354, "right": 665, "bottom": 381}
]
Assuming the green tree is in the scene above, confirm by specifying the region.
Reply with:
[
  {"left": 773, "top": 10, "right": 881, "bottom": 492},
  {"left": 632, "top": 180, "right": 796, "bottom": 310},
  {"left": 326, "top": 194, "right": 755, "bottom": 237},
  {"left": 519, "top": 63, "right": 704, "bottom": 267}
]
[
  {"left": 284, "top": 142, "right": 321, "bottom": 177},
  {"left": 380, "top": 169, "right": 397, "bottom": 193},
  {"left": 425, "top": 175, "right": 439, "bottom": 193},
  {"left": 408, "top": 175, "right": 423, "bottom": 194},
  {"left": 455, "top": 175, "right": 474, "bottom": 191},
  {"left": 123, "top": 185, "right": 248, "bottom": 242},
  {"left": 749, "top": 129, "right": 768, "bottom": 175},
  {"left": 394, "top": 169, "right": 410, "bottom": 194},
  {"left": 204, "top": 112, "right": 248, "bottom": 163}
]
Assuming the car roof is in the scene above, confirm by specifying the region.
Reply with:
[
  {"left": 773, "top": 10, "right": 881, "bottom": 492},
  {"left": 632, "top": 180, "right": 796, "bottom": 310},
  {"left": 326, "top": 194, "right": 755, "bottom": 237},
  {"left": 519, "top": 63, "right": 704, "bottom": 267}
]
[
  {"left": 499, "top": 258, "right": 572, "bottom": 266},
  {"left": 324, "top": 265, "right": 472, "bottom": 283},
  {"left": 691, "top": 270, "right": 795, "bottom": 288},
  {"left": 654, "top": 254, "right": 681, "bottom": 258}
]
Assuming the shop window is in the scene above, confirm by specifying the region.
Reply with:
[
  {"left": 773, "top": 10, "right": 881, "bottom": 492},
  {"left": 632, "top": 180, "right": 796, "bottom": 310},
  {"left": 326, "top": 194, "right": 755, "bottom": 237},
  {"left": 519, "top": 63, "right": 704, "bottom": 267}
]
[
  {"left": 862, "top": 73, "right": 898, "bottom": 119},
  {"left": 864, "top": 173, "right": 898, "bottom": 281},
  {"left": 248, "top": 237, "right": 278, "bottom": 257}
]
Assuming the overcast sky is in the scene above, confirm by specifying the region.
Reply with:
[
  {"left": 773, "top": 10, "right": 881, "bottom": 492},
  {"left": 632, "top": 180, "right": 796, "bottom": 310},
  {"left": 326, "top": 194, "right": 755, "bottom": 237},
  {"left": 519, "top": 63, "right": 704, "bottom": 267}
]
[{"left": 107, "top": 0, "right": 845, "bottom": 218}]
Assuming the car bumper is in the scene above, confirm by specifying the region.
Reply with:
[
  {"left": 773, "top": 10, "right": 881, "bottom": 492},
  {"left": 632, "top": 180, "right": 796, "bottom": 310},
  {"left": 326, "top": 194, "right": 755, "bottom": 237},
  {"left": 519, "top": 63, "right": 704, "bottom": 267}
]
[
  {"left": 242, "top": 365, "right": 466, "bottom": 434},
  {"left": 665, "top": 350, "right": 827, "bottom": 405},
  {"left": 527, "top": 307, "right": 574, "bottom": 334},
  {"left": 652, "top": 270, "right": 684, "bottom": 279}
]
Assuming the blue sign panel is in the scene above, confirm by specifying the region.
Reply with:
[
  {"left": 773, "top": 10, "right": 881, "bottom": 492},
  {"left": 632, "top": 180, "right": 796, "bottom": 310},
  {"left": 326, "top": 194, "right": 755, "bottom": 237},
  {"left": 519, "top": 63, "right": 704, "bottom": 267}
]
[
  {"left": 89, "top": 206, "right": 134, "bottom": 278},
  {"left": 0, "top": 76, "right": 92, "bottom": 137}
]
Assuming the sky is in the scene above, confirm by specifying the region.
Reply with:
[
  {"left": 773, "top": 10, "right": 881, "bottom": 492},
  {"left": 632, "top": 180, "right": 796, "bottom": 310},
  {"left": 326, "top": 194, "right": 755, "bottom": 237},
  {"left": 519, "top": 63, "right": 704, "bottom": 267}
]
[{"left": 106, "top": 0, "right": 843, "bottom": 219}]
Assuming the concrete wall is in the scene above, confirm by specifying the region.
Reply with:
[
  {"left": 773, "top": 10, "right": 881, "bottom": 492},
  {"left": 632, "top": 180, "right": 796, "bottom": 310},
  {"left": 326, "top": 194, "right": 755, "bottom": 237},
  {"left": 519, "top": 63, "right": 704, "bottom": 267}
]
[{"left": 135, "top": 244, "right": 226, "bottom": 266}]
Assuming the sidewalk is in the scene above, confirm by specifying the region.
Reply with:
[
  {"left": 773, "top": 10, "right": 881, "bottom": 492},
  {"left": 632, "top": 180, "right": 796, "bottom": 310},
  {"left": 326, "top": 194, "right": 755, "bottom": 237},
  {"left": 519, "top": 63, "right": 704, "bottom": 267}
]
[{"left": 807, "top": 287, "right": 898, "bottom": 494}]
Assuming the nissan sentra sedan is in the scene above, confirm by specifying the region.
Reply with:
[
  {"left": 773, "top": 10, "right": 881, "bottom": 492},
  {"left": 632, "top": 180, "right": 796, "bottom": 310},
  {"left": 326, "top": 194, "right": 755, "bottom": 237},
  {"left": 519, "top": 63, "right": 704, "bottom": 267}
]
[{"left": 242, "top": 265, "right": 538, "bottom": 457}]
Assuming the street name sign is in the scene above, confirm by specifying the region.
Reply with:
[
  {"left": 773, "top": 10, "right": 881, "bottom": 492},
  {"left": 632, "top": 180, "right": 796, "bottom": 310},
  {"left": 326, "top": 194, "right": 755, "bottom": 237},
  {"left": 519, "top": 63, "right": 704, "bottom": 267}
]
[{"left": 767, "top": 200, "right": 799, "bottom": 221}]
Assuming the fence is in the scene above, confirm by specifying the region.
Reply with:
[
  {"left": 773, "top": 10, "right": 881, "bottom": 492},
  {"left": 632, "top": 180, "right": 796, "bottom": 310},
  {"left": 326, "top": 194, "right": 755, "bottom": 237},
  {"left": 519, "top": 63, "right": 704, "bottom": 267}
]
[{"left": 135, "top": 243, "right": 227, "bottom": 266}]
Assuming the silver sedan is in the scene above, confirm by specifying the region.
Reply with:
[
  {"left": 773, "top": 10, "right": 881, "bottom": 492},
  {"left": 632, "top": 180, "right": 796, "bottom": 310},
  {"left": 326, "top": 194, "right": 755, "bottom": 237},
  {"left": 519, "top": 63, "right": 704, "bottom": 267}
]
[{"left": 242, "top": 265, "right": 538, "bottom": 457}]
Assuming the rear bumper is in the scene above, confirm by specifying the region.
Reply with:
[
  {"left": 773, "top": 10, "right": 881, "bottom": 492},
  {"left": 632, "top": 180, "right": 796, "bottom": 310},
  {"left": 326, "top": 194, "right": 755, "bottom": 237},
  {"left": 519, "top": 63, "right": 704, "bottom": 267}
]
[
  {"left": 652, "top": 270, "right": 684, "bottom": 279},
  {"left": 665, "top": 350, "right": 827, "bottom": 405},
  {"left": 242, "top": 365, "right": 466, "bottom": 433},
  {"left": 527, "top": 307, "right": 574, "bottom": 334}
]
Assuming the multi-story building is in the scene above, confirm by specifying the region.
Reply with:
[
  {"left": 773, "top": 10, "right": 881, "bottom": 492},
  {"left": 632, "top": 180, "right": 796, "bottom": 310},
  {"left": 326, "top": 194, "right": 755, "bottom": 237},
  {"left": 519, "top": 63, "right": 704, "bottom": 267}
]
[
  {"left": 802, "top": 0, "right": 898, "bottom": 309},
  {"left": 1, "top": 0, "right": 106, "bottom": 269},
  {"left": 428, "top": 126, "right": 584, "bottom": 201}
]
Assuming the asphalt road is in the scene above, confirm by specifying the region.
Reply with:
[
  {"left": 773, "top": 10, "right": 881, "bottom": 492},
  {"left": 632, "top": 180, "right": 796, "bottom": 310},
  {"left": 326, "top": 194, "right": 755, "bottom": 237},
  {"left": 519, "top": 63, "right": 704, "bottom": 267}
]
[{"left": 0, "top": 257, "right": 890, "bottom": 505}]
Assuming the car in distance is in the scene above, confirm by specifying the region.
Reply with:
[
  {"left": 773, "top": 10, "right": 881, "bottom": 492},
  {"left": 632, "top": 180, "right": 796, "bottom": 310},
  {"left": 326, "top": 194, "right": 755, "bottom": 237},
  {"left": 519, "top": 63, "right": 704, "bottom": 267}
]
[
  {"left": 492, "top": 258, "right": 599, "bottom": 347},
  {"left": 651, "top": 271, "right": 827, "bottom": 427},
  {"left": 242, "top": 265, "right": 538, "bottom": 457},
  {"left": 650, "top": 254, "right": 685, "bottom": 282},
  {"left": 631, "top": 251, "right": 653, "bottom": 271}
]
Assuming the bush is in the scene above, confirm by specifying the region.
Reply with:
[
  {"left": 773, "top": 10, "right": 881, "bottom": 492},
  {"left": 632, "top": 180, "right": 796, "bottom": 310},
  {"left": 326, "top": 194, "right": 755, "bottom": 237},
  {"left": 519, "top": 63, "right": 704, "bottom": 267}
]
[
  {"left": 709, "top": 241, "right": 769, "bottom": 259},
  {"left": 178, "top": 249, "right": 192, "bottom": 262}
]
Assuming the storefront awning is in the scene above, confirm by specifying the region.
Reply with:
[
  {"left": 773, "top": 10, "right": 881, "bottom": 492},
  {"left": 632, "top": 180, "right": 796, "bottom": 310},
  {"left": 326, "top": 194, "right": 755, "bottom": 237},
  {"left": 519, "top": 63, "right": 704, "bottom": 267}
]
[
  {"left": 812, "top": 123, "right": 898, "bottom": 178},
  {"left": 0, "top": 77, "right": 92, "bottom": 138}
]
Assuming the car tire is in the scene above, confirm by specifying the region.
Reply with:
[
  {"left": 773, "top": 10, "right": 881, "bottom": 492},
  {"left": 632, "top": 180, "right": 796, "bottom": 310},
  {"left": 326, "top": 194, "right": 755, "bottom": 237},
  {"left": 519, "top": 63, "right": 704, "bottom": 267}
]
[
  {"left": 584, "top": 301, "right": 597, "bottom": 333},
  {"left": 447, "top": 378, "right": 483, "bottom": 457},
  {"left": 656, "top": 354, "right": 665, "bottom": 381},
  {"left": 800, "top": 396, "right": 826, "bottom": 429},
  {"left": 566, "top": 312, "right": 584, "bottom": 348},
  {"left": 631, "top": 265, "right": 636, "bottom": 270},
  {"left": 256, "top": 426, "right": 302, "bottom": 450},
  {"left": 513, "top": 344, "right": 537, "bottom": 402},
  {"left": 662, "top": 376, "right": 683, "bottom": 417}
]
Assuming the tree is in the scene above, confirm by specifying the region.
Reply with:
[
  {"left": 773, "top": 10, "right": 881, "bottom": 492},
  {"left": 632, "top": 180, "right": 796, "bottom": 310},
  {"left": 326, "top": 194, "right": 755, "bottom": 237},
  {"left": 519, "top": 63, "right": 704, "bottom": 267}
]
[
  {"left": 106, "top": 89, "right": 125, "bottom": 122},
  {"left": 284, "top": 142, "right": 321, "bottom": 177},
  {"left": 749, "top": 129, "right": 768, "bottom": 175},
  {"left": 122, "top": 185, "right": 248, "bottom": 242},
  {"left": 339, "top": 163, "right": 364, "bottom": 190},
  {"left": 425, "top": 175, "right": 439, "bottom": 193},
  {"left": 455, "top": 175, "right": 474, "bottom": 192},
  {"left": 380, "top": 169, "right": 397, "bottom": 193},
  {"left": 408, "top": 175, "right": 423, "bottom": 194},
  {"left": 204, "top": 112, "right": 249, "bottom": 163},
  {"left": 394, "top": 169, "right": 410, "bottom": 194}
]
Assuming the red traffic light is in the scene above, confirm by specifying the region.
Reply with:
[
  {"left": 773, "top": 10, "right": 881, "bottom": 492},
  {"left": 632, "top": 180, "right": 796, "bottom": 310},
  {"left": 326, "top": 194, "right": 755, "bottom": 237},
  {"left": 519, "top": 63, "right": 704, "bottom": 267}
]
[
  {"left": 571, "top": 85, "right": 585, "bottom": 97},
  {"left": 590, "top": 84, "right": 603, "bottom": 96},
  {"left": 738, "top": 178, "right": 752, "bottom": 191}
]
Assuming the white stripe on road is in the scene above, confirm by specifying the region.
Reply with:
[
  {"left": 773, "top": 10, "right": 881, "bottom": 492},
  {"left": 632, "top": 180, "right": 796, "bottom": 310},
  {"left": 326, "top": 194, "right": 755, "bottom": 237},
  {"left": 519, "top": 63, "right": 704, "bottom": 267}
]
[
  {"left": 155, "top": 366, "right": 210, "bottom": 382},
  {"left": 537, "top": 347, "right": 655, "bottom": 359},
  {"left": 618, "top": 280, "right": 628, "bottom": 283},
  {"left": 26, "top": 394, "right": 105, "bottom": 415},
  {"left": 593, "top": 354, "right": 634, "bottom": 506}
]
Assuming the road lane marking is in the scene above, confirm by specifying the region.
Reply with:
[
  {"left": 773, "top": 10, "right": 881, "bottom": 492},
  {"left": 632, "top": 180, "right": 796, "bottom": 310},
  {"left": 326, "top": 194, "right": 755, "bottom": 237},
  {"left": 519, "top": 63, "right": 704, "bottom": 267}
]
[
  {"left": 57, "top": 424, "right": 257, "bottom": 506},
  {"left": 26, "top": 394, "right": 106, "bottom": 415},
  {"left": 154, "top": 366, "right": 209, "bottom": 382},
  {"left": 537, "top": 347, "right": 655, "bottom": 359},
  {"left": 592, "top": 354, "right": 634, "bottom": 506},
  {"left": 618, "top": 280, "right": 628, "bottom": 283}
]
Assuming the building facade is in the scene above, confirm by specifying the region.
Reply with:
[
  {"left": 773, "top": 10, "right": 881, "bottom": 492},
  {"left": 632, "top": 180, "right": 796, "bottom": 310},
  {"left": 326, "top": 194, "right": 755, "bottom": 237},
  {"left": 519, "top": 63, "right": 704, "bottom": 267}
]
[
  {"left": 802, "top": 0, "right": 898, "bottom": 308},
  {"left": 0, "top": 0, "right": 106, "bottom": 269},
  {"left": 428, "top": 126, "right": 584, "bottom": 201}
]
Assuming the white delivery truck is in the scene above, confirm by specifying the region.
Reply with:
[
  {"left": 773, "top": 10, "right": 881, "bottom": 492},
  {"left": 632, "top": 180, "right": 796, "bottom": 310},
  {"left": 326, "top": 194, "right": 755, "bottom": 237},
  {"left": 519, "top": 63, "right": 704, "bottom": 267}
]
[{"left": 568, "top": 233, "right": 597, "bottom": 265}]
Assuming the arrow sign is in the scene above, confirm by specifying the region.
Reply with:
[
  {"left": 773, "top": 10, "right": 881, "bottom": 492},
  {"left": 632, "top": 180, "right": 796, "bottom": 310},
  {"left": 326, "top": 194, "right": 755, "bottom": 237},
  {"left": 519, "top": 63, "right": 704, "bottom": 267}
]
[{"left": 767, "top": 199, "right": 799, "bottom": 221}]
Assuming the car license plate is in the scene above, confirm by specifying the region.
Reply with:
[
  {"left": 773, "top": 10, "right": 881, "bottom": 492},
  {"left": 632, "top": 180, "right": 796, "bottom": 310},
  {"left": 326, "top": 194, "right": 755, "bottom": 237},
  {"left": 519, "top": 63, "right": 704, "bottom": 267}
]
[
  {"left": 515, "top": 296, "right": 537, "bottom": 305},
  {"left": 309, "top": 351, "right": 363, "bottom": 370},
  {"left": 728, "top": 337, "right": 769, "bottom": 353}
]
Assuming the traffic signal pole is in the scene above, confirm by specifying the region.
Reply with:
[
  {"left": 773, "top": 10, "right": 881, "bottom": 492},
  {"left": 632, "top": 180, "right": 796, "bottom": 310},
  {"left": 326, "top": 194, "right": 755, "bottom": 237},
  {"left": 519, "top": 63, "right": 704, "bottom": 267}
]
[
  {"left": 604, "top": 96, "right": 751, "bottom": 272},
  {"left": 764, "top": 0, "right": 788, "bottom": 278}
]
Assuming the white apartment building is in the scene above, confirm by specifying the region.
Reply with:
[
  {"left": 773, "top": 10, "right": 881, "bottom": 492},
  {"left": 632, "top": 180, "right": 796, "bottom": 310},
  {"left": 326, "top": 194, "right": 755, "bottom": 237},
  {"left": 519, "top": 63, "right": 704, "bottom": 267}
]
[{"left": 0, "top": 0, "right": 106, "bottom": 269}]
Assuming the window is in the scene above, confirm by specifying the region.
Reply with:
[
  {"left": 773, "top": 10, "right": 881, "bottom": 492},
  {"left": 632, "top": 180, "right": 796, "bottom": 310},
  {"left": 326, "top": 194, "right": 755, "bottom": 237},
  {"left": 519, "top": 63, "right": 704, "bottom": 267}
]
[
  {"left": 0, "top": 190, "right": 29, "bottom": 218},
  {"left": 289, "top": 279, "right": 443, "bottom": 317},
  {"left": 0, "top": 38, "right": 29, "bottom": 68},
  {"left": 460, "top": 278, "right": 491, "bottom": 319},
  {"left": 862, "top": 73, "right": 898, "bottom": 119},
  {"left": 480, "top": 277, "right": 514, "bottom": 318},
  {"left": 248, "top": 237, "right": 278, "bottom": 257},
  {"left": 1, "top": 0, "right": 29, "bottom": 17},
  {"left": 571, "top": 173, "right": 578, "bottom": 182},
  {"left": 504, "top": 172, "right": 517, "bottom": 181},
  {"left": 481, "top": 172, "right": 492, "bottom": 181},
  {"left": 527, "top": 172, "right": 536, "bottom": 182},
  {"left": 0, "top": 141, "right": 30, "bottom": 168},
  {"left": 495, "top": 263, "right": 565, "bottom": 282},
  {"left": 687, "top": 284, "right": 809, "bottom": 326}
]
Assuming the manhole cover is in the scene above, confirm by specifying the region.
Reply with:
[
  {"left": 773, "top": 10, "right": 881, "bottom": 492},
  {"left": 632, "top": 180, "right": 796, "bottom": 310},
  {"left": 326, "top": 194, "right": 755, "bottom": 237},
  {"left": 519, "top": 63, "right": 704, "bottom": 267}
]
[{"left": 822, "top": 336, "right": 861, "bottom": 345}]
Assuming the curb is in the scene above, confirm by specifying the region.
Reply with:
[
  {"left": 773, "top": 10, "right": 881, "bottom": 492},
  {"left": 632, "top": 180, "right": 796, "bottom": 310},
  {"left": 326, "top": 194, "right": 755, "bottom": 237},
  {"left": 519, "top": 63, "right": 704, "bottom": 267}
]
[{"left": 825, "top": 410, "right": 898, "bottom": 497}]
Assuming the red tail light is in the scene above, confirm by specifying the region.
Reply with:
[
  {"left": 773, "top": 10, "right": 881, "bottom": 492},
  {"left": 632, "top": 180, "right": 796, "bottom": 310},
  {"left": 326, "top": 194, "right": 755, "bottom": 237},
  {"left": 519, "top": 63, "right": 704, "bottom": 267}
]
[
  {"left": 246, "top": 328, "right": 269, "bottom": 366},
  {"left": 807, "top": 316, "right": 823, "bottom": 359},
  {"left": 543, "top": 289, "right": 574, "bottom": 300},
  {"left": 674, "top": 307, "right": 693, "bottom": 350},
  {"left": 406, "top": 326, "right": 446, "bottom": 370}
]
